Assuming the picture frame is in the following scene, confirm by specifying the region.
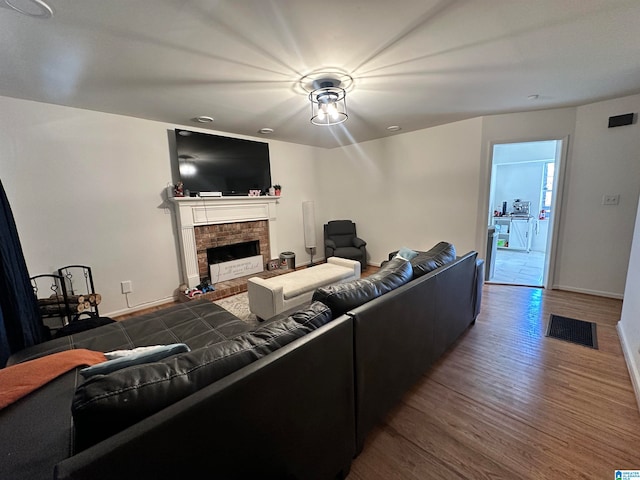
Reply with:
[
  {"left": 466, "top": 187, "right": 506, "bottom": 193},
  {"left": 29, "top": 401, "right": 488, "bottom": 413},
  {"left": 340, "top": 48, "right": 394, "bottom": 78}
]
[{"left": 266, "top": 259, "right": 280, "bottom": 271}]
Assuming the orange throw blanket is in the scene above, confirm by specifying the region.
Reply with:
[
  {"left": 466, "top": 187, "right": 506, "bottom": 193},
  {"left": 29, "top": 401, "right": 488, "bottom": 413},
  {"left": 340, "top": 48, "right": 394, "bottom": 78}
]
[{"left": 0, "top": 349, "right": 107, "bottom": 410}]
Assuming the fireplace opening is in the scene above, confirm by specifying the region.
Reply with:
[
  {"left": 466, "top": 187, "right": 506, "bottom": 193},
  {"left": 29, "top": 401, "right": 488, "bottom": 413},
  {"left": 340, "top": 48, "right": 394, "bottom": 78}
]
[
  {"left": 207, "top": 240, "right": 264, "bottom": 283},
  {"left": 207, "top": 240, "right": 260, "bottom": 265}
]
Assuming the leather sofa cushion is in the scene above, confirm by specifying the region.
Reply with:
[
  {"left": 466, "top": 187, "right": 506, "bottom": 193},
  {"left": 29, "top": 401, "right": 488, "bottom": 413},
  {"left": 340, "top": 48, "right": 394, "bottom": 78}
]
[
  {"left": 8, "top": 299, "right": 249, "bottom": 365},
  {"left": 72, "top": 302, "right": 333, "bottom": 451},
  {"left": 410, "top": 242, "right": 456, "bottom": 278},
  {"left": 312, "top": 257, "right": 412, "bottom": 317}
]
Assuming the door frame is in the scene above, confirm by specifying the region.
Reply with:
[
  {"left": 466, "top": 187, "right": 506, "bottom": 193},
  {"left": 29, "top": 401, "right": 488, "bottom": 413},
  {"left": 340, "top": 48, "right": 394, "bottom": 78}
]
[
  {"left": 485, "top": 136, "right": 569, "bottom": 289},
  {"left": 542, "top": 137, "right": 569, "bottom": 289}
]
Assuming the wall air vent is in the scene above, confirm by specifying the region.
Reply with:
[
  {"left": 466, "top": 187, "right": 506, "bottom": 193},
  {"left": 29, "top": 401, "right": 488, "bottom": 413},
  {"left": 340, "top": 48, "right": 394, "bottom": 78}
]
[{"left": 608, "top": 113, "right": 636, "bottom": 128}]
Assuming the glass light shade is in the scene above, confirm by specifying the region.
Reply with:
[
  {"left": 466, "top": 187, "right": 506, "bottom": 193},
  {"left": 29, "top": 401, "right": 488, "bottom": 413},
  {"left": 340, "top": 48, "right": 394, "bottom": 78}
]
[{"left": 309, "top": 85, "right": 348, "bottom": 126}]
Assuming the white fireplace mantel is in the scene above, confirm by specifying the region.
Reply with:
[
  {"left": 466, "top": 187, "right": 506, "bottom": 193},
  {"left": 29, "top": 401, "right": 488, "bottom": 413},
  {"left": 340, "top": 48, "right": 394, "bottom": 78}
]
[{"left": 170, "top": 196, "right": 280, "bottom": 287}]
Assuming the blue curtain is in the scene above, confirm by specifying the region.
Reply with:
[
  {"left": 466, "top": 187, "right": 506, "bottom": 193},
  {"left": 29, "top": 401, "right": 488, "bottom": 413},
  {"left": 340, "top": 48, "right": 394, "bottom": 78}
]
[{"left": 0, "top": 179, "right": 46, "bottom": 367}]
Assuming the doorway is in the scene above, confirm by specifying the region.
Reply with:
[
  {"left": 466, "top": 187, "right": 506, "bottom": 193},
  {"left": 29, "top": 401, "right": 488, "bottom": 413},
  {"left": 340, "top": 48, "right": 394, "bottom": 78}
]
[{"left": 486, "top": 140, "right": 564, "bottom": 287}]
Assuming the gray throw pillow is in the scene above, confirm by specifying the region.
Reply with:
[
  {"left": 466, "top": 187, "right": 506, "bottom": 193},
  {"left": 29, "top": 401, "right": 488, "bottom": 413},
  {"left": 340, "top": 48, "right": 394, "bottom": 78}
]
[
  {"left": 79, "top": 344, "right": 190, "bottom": 377},
  {"left": 394, "top": 247, "right": 418, "bottom": 261}
]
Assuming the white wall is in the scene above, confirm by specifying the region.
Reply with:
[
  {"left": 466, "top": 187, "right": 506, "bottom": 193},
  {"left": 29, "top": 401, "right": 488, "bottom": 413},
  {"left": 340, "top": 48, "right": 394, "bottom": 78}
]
[
  {"left": 316, "top": 118, "right": 484, "bottom": 264},
  {"left": 493, "top": 162, "right": 545, "bottom": 215},
  {"left": 619, "top": 194, "right": 640, "bottom": 411},
  {"left": 266, "top": 140, "right": 324, "bottom": 265},
  {"left": 554, "top": 94, "right": 640, "bottom": 297},
  {"left": 0, "top": 95, "right": 323, "bottom": 316}
]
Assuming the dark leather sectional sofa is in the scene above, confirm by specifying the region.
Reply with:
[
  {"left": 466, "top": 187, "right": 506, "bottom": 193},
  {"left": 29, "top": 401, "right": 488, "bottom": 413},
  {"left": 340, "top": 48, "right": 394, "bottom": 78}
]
[{"left": 0, "top": 243, "right": 483, "bottom": 480}]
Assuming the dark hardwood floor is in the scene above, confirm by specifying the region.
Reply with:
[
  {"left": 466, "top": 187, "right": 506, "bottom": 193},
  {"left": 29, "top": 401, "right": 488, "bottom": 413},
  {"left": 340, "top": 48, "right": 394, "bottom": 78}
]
[{"left": 348, "top": 284, "right": 640, "bottom": 479}]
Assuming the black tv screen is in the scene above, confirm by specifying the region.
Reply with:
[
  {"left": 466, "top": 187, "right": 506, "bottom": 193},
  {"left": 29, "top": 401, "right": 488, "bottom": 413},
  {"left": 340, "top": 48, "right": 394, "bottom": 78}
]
[{"left": 174, "top": 129, "right": 271, "bottom": 196}]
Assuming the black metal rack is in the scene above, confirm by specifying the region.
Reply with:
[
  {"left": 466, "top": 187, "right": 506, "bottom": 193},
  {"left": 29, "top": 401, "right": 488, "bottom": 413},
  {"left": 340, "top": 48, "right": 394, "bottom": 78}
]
[
  {"left": 30, "top": 273, "right": 72, "bottom": 332},
  {"left": 30, "top": 265, "right": 101, "bottom": 335},
  {"left": 57, "top": 265, "right": 100, "bottom": 320}
]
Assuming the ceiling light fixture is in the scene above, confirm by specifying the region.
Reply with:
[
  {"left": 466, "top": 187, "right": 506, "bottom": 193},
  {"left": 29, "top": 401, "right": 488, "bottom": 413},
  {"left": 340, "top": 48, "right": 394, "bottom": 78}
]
[
  {"left": 259, "top": 127, "right": 274, "bottom": 134},
  {"left": 387, "top": 125, "right": 402, "bottom": 132},
  {"left": 309, "top": 78, "right": 348, "bottom": 126},
  {"left": 4, "top": 0, "right": 53, "bottom": 18},
  {"left": 193, "top": 116, "right": 214, "bottom": 123}
]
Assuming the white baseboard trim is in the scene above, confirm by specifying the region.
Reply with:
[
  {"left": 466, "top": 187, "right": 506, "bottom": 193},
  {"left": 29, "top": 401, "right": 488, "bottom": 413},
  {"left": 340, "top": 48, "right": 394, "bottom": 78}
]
[
  {"left": 552, "top": 284, "right": 624, "bottom": 300},
  {"left": 105, "top": 296, "right": 175, "bottom": 318},
  {"left": 617, "top": 322, "right": 640, "bottom": 414}
]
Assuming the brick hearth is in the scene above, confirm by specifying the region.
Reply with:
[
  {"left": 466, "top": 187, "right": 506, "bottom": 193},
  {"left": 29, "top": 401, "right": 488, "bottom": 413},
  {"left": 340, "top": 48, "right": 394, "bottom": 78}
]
[{"left": 179, "top": 266, "right": 298, "bottom": 302}]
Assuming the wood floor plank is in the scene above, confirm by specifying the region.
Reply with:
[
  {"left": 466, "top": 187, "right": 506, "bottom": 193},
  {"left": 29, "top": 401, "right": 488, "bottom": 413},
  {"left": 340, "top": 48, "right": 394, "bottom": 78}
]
[
  {"left": 348, "top": 284, "right": 640, "bottom": 479},
  {"left": 400, "top": 384, "right": 592, "bottom": 479}
]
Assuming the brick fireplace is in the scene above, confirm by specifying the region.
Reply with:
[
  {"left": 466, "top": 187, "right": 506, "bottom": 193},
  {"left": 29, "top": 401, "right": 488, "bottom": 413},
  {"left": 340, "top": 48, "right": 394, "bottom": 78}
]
[
  {"left": 194, "top": 221, "right": 270, "bottom": 280},
  {"left": 171, "top": 196, "right": 280, "bottom": 288}
]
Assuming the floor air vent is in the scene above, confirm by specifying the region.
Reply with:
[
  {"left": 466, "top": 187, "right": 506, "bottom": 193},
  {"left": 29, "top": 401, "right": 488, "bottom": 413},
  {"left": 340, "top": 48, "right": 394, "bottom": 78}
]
[{"left": 546, "top": 314, "right": 598, "bottom": 349}]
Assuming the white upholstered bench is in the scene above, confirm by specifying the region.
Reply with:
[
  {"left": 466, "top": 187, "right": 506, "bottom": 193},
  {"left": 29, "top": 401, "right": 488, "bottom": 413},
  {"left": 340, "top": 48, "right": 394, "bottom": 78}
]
[{"left": 247, "top": 257, "right": 361, "bottom": 320}]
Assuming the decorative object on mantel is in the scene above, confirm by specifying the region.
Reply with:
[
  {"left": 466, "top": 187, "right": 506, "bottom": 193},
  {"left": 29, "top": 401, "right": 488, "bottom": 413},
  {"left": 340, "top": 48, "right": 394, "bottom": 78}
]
[
  {"left": 248, "top": 189, "right": 261, "bottom": 197},
  {"left": 173, "top": 181, "right": 184, "bottom": 197},
  {"left": 273, "top": 184, "right": 282, "bottom": 196}
]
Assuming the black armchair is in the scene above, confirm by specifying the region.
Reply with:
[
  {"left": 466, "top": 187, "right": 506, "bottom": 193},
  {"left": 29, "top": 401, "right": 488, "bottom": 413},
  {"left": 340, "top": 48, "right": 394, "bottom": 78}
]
[{"left": 324, "top": 220, "right": 367, "bottom": 270}]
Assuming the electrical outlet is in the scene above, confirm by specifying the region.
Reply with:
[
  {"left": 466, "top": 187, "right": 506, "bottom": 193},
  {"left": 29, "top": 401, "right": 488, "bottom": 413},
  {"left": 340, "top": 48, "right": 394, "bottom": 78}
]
[
  {"left": 121, "top": 280, "right": 133, "bottom": 294},
  {"left": 602, "top": 194, "right": 620, "bottom": 206}
]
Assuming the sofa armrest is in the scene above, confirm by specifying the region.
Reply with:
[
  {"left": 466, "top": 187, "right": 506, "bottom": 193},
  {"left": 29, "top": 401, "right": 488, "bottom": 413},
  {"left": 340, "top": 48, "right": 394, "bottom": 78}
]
[
  {"left": 352, "top": 237, "right": 366, "bottom": 248},
  {"left": 327, "top": 257, "right": 361, "bottom": 278},
  {"left": 247, "top": 277, "right": 284, "bottom": 320},
  {"left": 325, "top": 239, "right": 337, "bottom": 249}
]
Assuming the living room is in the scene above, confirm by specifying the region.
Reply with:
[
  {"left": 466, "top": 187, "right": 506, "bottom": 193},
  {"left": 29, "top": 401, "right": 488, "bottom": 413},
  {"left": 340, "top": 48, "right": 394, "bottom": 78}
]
[
  {"left": 1, "top": 1, "right": 640, "bottom": 478},
  {"left": 3, "top": 96, "right": 639, "bottom": 313}
]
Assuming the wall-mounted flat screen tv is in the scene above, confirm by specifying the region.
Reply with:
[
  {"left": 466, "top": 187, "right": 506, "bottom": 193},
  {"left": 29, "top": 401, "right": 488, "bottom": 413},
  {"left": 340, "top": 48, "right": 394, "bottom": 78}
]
[{"left": 174, "top": 129, "right": 271, "bottom": 196}]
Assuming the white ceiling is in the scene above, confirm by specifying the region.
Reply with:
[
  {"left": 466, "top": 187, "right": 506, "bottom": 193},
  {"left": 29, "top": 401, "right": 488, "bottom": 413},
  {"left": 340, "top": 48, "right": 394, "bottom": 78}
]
[{"left": 1, "top": 0, "right": 639, "bottom": 148}]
